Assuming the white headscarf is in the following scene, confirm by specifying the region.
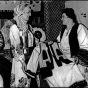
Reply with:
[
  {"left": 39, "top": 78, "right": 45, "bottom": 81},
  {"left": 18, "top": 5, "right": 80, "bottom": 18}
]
[{"left": 13, "top": 3, "right": 31, "bottom": 34}]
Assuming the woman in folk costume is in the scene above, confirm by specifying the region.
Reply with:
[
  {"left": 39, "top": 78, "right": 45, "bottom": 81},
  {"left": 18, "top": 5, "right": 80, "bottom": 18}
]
[
  {"left": 9, "top": 2, "right": 34, "bottom": 87},
  {"left": 54, "top": 8, "right": 88, "bottom": 87}
]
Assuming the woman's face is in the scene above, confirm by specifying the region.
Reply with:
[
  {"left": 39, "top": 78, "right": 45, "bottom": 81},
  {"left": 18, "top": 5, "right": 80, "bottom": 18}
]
[
  {"left": 22, "top": 7, "right": 31, "bottom": 21},
  {"left": 61, "top": 13, "right": 69, "bottom": 26}
]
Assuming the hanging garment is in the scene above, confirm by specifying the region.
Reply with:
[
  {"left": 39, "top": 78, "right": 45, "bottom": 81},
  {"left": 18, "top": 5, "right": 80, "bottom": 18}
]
[
  {"left": 26, "top": 43, "right": 53, "bottom": 79},
  {"left": 39, "top": 43, "right": 54, "bottom": 79},
  {"left": 26, "top": 42, "right": 54, "bottom": 87},
  {"left": 26, "top": 41, "right": 84, "bottom": 87}
]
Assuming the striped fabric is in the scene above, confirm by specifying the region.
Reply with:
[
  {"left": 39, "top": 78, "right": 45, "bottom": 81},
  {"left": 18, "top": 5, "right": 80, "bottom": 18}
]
[{"left": 0, "top": 31, "right": 4, "bottom": 50}]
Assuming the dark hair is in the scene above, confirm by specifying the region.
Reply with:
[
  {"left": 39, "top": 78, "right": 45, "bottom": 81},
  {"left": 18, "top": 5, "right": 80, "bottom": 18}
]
[{"left": 62, "top": 8, "right": 78, "bottom": 23}]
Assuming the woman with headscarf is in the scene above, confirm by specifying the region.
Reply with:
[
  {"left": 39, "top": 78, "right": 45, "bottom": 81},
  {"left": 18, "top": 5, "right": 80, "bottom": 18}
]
[
  {"left": 25, "top": 27, "right": 61, "bottom": 87},
  {"left": 25, "top": 27, "right": 48, "bottom": 88},
  {"left": 9, "top": 2, "right": 34, "bottom": 87},
  {"left": 55, "top": 8, "right": 88, "bottom": 87}
]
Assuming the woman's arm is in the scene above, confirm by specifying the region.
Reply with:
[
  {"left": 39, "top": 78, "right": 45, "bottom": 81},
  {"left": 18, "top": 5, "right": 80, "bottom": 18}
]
[{"left": 77, "top": 24, "right": 88, "bottom": 49}]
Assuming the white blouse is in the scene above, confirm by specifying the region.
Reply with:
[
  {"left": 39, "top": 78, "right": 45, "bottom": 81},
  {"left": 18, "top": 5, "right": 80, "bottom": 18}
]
[
  {"left": 57, "top": 24, "right": 88, "bottom": 54},
  {"left": 77, "top": 24, "right": 88, "bottom": 50},
  {"left": 10, "top": 24, "right": 34, "bottom": 49},
  {"left": 57, "top": 28, "right": 71, "bottom": 56}
]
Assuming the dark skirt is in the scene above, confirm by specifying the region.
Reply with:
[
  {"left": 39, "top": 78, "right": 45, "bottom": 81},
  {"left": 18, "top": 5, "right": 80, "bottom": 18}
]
[{"left": 0, "top": 55, "right": 12, "bottom": 88}]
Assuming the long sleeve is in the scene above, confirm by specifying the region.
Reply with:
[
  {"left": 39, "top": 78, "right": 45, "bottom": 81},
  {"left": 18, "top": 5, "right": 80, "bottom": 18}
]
[
  {"left": 26, "top": 46, "right": 40, "bottom": 78},
  {"left": 77, "top": 24, "right": 88, "bottom": 50},
  {"left": 9, "top": 24, "right": 20, "bottom": 48}
]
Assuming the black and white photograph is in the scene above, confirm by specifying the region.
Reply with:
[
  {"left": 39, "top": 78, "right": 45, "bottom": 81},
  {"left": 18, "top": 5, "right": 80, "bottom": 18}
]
[{"left": 0, "top": 0, "right": 88, "bottom": 88}]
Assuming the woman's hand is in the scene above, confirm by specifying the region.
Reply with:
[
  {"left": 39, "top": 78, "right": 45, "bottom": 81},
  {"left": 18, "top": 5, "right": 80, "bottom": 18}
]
[
  {"left": 16, "top": 44, "right": 23, "bottom": 55},
  {"left": 21, "top": 60, "right": 27, "bottom": 72}
]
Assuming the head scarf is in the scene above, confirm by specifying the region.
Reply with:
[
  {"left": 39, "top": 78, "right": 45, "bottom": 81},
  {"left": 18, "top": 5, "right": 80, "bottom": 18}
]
[
  {"left": 14, "top": 2, "right": 31, "bottom": 17},
  {"left": 13, "top": 3, "right": 31, "bottom": 34}
]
